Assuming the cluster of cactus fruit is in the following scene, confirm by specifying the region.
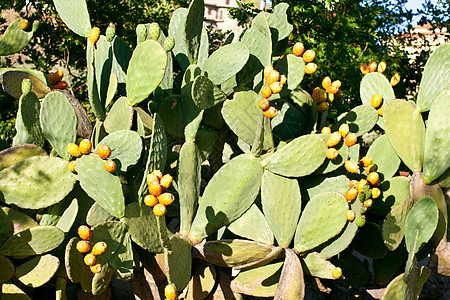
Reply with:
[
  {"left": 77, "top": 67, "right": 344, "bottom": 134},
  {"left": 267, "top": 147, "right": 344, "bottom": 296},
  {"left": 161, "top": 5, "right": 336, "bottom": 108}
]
[{"left": 0, "top": 0, "right": 449, "bottom": 299}]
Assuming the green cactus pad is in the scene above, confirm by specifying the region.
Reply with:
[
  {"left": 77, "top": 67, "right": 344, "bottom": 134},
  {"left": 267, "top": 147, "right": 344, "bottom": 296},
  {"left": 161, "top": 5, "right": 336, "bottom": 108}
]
[
  {"left": 0, "top": 19, "right": 38, "bottom": 56},
  {"left": 121, "top": 202, "right": 163, "bottom": 253},
  {"left": 202, "top": 42, "right": 249, "bottom": 85},
  {"left": 55, "top": 198, "right": 78, "bottom": 232},
  {"left": 300, "top": 174, "right": 350, "bottom": 201},
  {"left": 90, "top": 221, "right": 127, "bottom": 266},
  {"left": 261, "top": 170, "right": 301, "bottom": 248},
  {"left": 0, "top": 226, "right": 64, "bottom": 259},
  {"left": 40, "top": 91, "right": 78, "bottom": 160},
  {"left": 360, "top": 72, "right": 395, "bottom": 107},
  {"left": 65, "top": 237, "right": 93, "bottom": 293},
  {"left": 186, "top": 261, "right": 216, "bottom": 299},
  {"left": 332, "top": 105, "right": 378, "bottom": 137},
  {"left": 0, "top": 156, "right": 76, "bottom": 209},
  {"left": 96, "top": 130, "right": 142, "bottom": 173},
  {"left": 403, "top": 266, "right": 431, "bottom": 300},
  {"left": 178, "top": 141, "right": 201, "bottom": 234},
  {"left": 94, "top": 36, "right": 112, "bottom": 107},
  {"left": 331, "top": 252, "right": 369, "bottom": 288},
  {"left": 222, "top": 90, "right": 273, "bottom": 150},
  {"left": 40, "top": 195, "right": 75, "bottom": 227},
  {"left": 92, "top": 263, "right": 114, "bottom": 296},
  {"left": 0, "top": 71, "right": 50, "bottom": 99},
  {"left": 191, "top": 75, "right": 227, "bottom": 110},
  {"left": 126, "top": 40, "right": 167, "bottom": 106},
  {"left": 112, "top": 37, "right": 132, "bottom": 94},
  {"left": 158, "top": 97, "right": 184, "bottom": 139},
  {"left": 382, "top": 269, "right": 430, "bottom": 300},
  {"left": 271, "top": 99, "right": 310, "bottom": 143},
  {"left": 56, "top": 90, "right": 92, "bottom": 139},
  {"left": 0, "top": 207, "right": 38, "bottom": 245},
  {"left": 185, "top": 0, "right": 204, "bottom": 65},
  {"left": 180, "top": 65, "right": 202, "bottom": 140},
  {"left": 274, "top": 249, "right": 304, "bottom": 299},
  {"left": 1, "top": 283, "right": 31, "bottom": 299},
  {"left": 303, "top": 252, "right": 337, "bottom": 279},
  {"left": 230, "top": 260, "right": 283, "bottom": 297},
  {"left": 353, "top": 222, "right": 387, "bottom": 259},
  {"left": 12, "top": 96, "right": 33, "bottom": 146},
  {"left": 416, "top": 43, "right": 450, "bottom": 112},
  {"left": 75, "top": 155, "right": 125, "bottom": 218},
  {"left": 294, "top": 192, "right": 348, "bottom": 253},
  {"left": 384, "top": 100, "right": 425, "bottom": 172},
  {"left": 382, "top": 197, "right": 414, "bottom": 251},
  {"left": 262, "top": 134, "right": 327, "bottom": 177},
  {"left": 423, "top": 89, "right": 450, "bottom": 184},
  {"left": 272, "top": 54, "right": 305, "bottom": 98},
  {"left": 86, "top": 202, "right": 114, "bottom": 227},
  {"left": 238, "top": 12, "right": 271, "bottom": 85},
  {"left": 189, "top": 154, "right": 263, "bottom": 244},
  {"left": 105, "top": 73, "right": 117, "bottom": 108},
  {"left": 109, "top": 232, "right": 134, "bottom": 279},
  {"left": 0, "top": 255, "right": 14, "bottom": 284},
  {"left": 87, "top": 42, "right": 106, "bottom": 121},
  {"left": 404, "top": 196, "right": 438, "bottom": 254},
  {"left": 168, "top": 8, "right": 190, "bottom": 70},
  {"left": 166, "top": 235, "right": 192, "bottom": 291},
  {"left": 366, "top": 135, "right": 401, "bottom": 181},
  {"left": 315, "top": 134, "right": 349, "bottom": 174},
  {"left": 53, "top": 0, "right": 91, "bottom": 37},
  {"left": 228, "top": 203, "right": 274, "bottom": 245},
  {"left": 15, "top": 254, "right": 60, "bottom": 288},
  {"left": 371, "top": 176, "right": 410, "bottom": 215},
  {"left": 103, "top": 98, "right": 133, "bottom": 134},
  {"left": 374, "top": 245, "right": 408, "bottom": 285},
  {"left": 0, "top": 67, "right": 47, "bottom": 82},
  {"left": 0, "top": 144, "right": 47, "bottom": 171},
  {"left": 267, "top": 3, "right": 293, "bottom": 42}
]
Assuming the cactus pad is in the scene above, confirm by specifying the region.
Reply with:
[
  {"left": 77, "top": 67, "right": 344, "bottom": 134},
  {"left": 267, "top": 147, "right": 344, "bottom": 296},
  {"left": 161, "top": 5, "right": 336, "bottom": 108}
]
[
  {"left": 382, "top": 197, "right": 414, "bottom": 251},
  {"left": 372, "top": 176, "right": 410, "bottom": 215},
  {"left": 189, "top": 154, "right": 263, "bottom": 243},
  {"left": 300, "top": 174, "right": 350, "bottom": 201},
  {"left": 353, "top": 222, "right": 387, "bottom": 259},
  {"left": 0, "top": 255, "right": 14, "bottom": 284},
  {"left": 332, "top": 105, "right": 378, "bottom": 137},
  {"left": 186, "top": 261, "right": 216, "bottom": 299},
  {"left": 20, "top": 90, "right": 45, "bottom": 146},
  {"left": 65, "top": 237, "right": 93, "bottom": 293},
  {"left": 0, "top": 226, "right": 64, "bottom": 259},
  {"left": 191, "top": 75, "right": 227, "bottom": 110},
  {"left": 0, "top": 207, "right": 38, "bottom": 245},
  {"left": 314, "top": 134, "right": 348, "bottom": 174},
  {"left": 126, "top": 40, "right": 167, "bottom": 106},
  {"left": 360, "top": 72, "right": 395, "bottom": 107},
  {"left": 373, "top": 245, "right": 408, "bottom": 285},
  {"left": 267, "top": 3, "right": 293, "bottom": 42},
  {"left": 91, "top": 263, "right": 114, "bottom": 295},
  {"left": 75, "top": 155, "right": 125, "bottom": 218},
  {"left": 53, "top": 0, "right": 91, "bottom": 37},
  {"left": 262, "top": 134, "right": 327, "bottom": 177},
  {"left": 86, "top": 202, "right": 114, "bottom": 227},
  {"left": 261, "top": 170, "right": 301, "bottom": 248},
  {"left": 90, "top": 221, "right": 127, "bottom": 265},
  {"left": 274, "top": 249, "right": 304, "bottom": 299},
  {"left": 109, "top": 232, "right": 134, "bottom": 279},
  {"left": 15, "top": 254, "right": 60, "bottom": 288},
  {"left": 0, "top": 156, "right": 76, "bottom": 209},
  {"left": 0, "top": 70, "right": 50, "bottom": 99},
  {"left": 0, "top": 144, "right": 47, "bottom": 171},
  {"left": 294, "top": 192, "right": 348, "bottom": 253},
  {"left": 366, "top": 134, "right": 400, "bottom": 181},
  {"left": 103, "top": 97, "right": 133, "bottom": 134},
  {"left": 0, "top": 20, "right": 38, "bottom": 56},
  {"left": 384, "top": 100, "right": 425, "bottom": 172},
  {"left": 166, "top": 235, "right": 192, "bottom": 291},
  {"left": 55, "top": 198, "right": 78, "bottom": 232},
  {"left": 273, "top": 54, "right": 305, "bottom": 97},
  {"left": 303, "top": 252, "right": 337, "bottom": 279}
]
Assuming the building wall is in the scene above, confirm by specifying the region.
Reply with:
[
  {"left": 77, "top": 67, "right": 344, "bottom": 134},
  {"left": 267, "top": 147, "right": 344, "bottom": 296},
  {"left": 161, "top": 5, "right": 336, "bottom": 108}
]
[{"left": 204, "top": 0, "right": 239, "bottom": 31}]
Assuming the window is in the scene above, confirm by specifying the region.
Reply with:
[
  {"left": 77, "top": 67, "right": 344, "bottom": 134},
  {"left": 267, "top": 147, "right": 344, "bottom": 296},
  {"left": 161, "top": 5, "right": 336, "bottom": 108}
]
[{"left": 226, "top": 0, "right": 230, "bottom": 5}]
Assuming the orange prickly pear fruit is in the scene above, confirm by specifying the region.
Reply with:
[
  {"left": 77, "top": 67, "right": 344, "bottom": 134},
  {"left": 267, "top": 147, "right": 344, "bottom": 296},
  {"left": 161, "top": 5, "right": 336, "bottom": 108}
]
[
  {"left": 263, "top": 106, "right": 278, "bottom": 119},
  {"left": 359, "top": 156, "right": 373, "bottom": 167},
  {"left": 371, "top": 93, "right": 383, "bottom": 108},
  {"left": 331, "top": 80, "right": 341, "bottom": 88},
  {"left": 332, "top": 267, "right": 342, "bottom": 279},
  {"left": 367, "top": 172, "right": 380, "bottom": 186},
  {"left": 53, "top": 81, "right": 68, "bottom": 90},
  {"left": 84, "top": 253, "right": 96, "bottom": 266},
  {"left": 267, "top": 70, "right": 280, "bottom": 86},
  {"left": 67, "top": 143, "right": 82, "bottom": 157},
  {"left": 89, "top": 27, "right": 101, "bottom": 45},
  {"left": 322, "top": 77, "right": 332, "bottom": 90},
  {"left": 390, "top": 74, "right": 401, "bottom": 86},
  {"left": 326, "top": 132, "right": 342, "bottom": 147},
  {"left": 369, "top": 61, "right": 377, "bottom": 72},
  {"left": 269, "top": 82, "right": 283, "bottom": 94},
  {"left": 326, "top": 85, "right": 339, "bottom": 95},
  {"left": 338, "top": 123, "right": 349, "bottom": 138},
  {"left": 371, "top": 187, "right": 381, "bottom": 199},
  {"left": 20, "top": 19, "right": 29, "bottom": 30},
  {"left": 147, "top": 173, "right": 159, "bottom": 185},
  {"left": 68, "top": 161, "right": 76, "bottom": 173},
  {"left": 104, "top": 160, "right": 116, "bottom": 173},
  {"left": 304, "top": 63, "right": 317, "bottom": 74},
  {"left": 345, "top": 187, "right": 358, "bottom": 201},
  {"left": 160, "top": 174, "right": 173, "bottom": 189},
  {"left": 360, "top": 63, "right": 370, "bottom": 74},
  {"left": 312, "top": 87, "right": 327, "bottom": 103},
  {"left": 264, "top": 65, "right": 274, "bottom": 82},
  {"left": 90, "top": 263, "right": 102, "bottom": 274},
  {"left": 152, "top": 170, "right": 163, "bottom": 179},
  {"left": 78, "top": 225, "right": 92, "bottom": 240},
  {"left": 91, "top": 241, "right": 107, "bottom": 256},
  {"left": 97, "top": 145, "right": 111, "bottom": 159},
  {"left": 153, "top": 203, "right": 166, "bottom": 217},
  {"left": 364, "top": 199, "right": 373, "bottom": 208},
  {"left": 357, "top": 179, "right": 368, "bottom": 193},
  {"left": 317, "top": 101, "right": 329, "bottom": 112},
  {"left": 144, "top": 194, "right": 158, "bottom": 207},
  {"left": 148, "top": 181, "right": 162, "bottom": 197},
  {"left": 164, "top": 285, "right": 177, "bottom": 300},
  {"left": 349, "top": 180, "right": 358, "bottom": 188},
  {"left": 158, "top": 193, "right": 175, "bottom": 206},
  {"left": 321, "top": 126, "right": 331, "bottom": 134},
  {"left": 261, "top": 86, "right": 272, "bottom": 98},
  {"left": 79, "top": 139, "right": 92, "bottom": 155},
  {"left": 377, "top": 106, "right": 384, "bottom": 116},
  {"left": 303, "top": 49, "right": 316, "bottom": 63},
  {"left": 76, "top": 240, "right": 90, "bottom": 253},
  {"left": 377, "top": 61, "right": 387, "bottom": 73},
  {"left": 344, "top": 132, "right": 357, "bottom": 147},
  {"left": 366, "top": 164, "right": 378, "bottom": 174},
  {"left": 346, "top": 210, "right": 356, "bottom": 221},
  {"left": 326, "top": 148, "right": 338, "bottom": 160},
  {"left": 292, "top": 42, "right": 304, "bottom": 56},
  {"left": 258, "top": 98, "right": 270, "bottom": 111},
  {"left": 280, "top": 74, "right": 287, "bottom": 85},
  {"left": 48, "top": 70, "right": 64, "bottom": 84},
  {"left": 345, "top": 160, "right": 360, "bottom": 174}
]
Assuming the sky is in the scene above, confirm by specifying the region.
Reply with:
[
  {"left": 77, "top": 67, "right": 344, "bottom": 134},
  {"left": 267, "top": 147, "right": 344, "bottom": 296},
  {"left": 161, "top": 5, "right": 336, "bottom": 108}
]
[{"left": 405, "top": 0, "right": 438, "bottom": 25}]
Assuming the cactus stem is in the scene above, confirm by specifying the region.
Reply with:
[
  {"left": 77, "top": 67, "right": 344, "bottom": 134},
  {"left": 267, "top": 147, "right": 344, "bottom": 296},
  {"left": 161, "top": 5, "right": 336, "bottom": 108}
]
[
  {"left": 251, "top": 111, "right": 265, "bottom": 157},
  {"left": 156, "top": 215, "right": 171, "bottom": 251},
  {"left": 55, "top": 277, "right": 67, "bottom": 300}
]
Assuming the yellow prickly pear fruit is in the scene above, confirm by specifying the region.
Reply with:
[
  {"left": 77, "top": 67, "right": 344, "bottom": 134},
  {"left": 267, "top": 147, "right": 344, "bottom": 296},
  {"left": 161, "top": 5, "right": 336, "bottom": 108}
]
[
  {"left": 160, "top": 174, "right": 173, "bottom": 189},
  {"left": 359, "top": 156, "right": 373, "bottom": 167},
  {"left": 360, "top": 63, "right": 370, "bottom": 75},
  {"left": 317, "top": 101, "right": 329, "bottom": 112},
  {"left": 377, "top": 61, "right": 387, "bottom": 73},
  {"left": 292, "top": 42, "right": 304, "bottom": 56},
  {"left": 267, "top": 70, "right": 280, "bottom": 86},
  {"left": 153, "top": 203, "right": 166, "bottom": 217},
  {"left": 91, "top": 241, "right": 107, "bottom": 256},
  {"left": 280, "top": 74, "right": 287, "bottom": 85},
  {"left": 367, "top": 172, "right": 380, "bottom": 186},
  {"left": 263, "top": 106, "right": 278, "bottom": 119},
  {"left": 48, "top": 70, "right": 64, "bottom": 85},
  {"left": 326, "top": 132, "right": 342, "bottom": 147},
  {"left": 326, "top": 85, "right": 339, "bottom": 95},
  {"left": 269, "top": 82, "right": 283, "bottom": 94},
  {"left": 390, "top": 74, "right": 401, "bottom": 86},
  {"left": 346, "top": 210, "right": 356, "bottom": 221},
  {"left": 158, "top": 193, "right": 175, "bottom": 206},
  {"left": 312, "top": 87, "right": 327, "bottom": 103},
  {"left": 369, "top": 61, "right": 377, "bottom": 72},
  {"left": 84, "top": 253, "right": 96, "bottom": 266},
  {"left": 303, "top": 49, "right": 316, "bottom": 63},
  {"left": 264, "top": 65, "right": 274, "bottom": 82},
  {"left": 326, "top": 148, "right": 338, "bottom": 160},
  {"left": 338, "top": 123, "right": 349, "bottom": 138},
  {"left": 68, "top": 161, "right": 76, "bottom": 173},
  {"left": 332, "top": 267, "right": 342, "bottom": 279},
  {"left": 261, "top": 86, "right": 272, "bottom": 98},
  {"left": 304, "top": 63, "right": 317, "bottom": 74},
  {"left": 20, "top": 19, "right": 29, "bottom": 30},
  {"left": 164, "top": 285, "right": 177, "bottom": 300},
  {"left": 90, "top": 263, "right": 102, "bottom": 274},
  {"left": 322, "top": 77, "right": 332, "bottom": 90},
  {"left": 371, "top": 93, "right": 383, "bottom": 109},
  {"left": 67, "top": 143, "right": 82, "bottom": 158},
  {"left": 331, "top": 80, "right": 341, "bottom": 88},
  {"left": 89, "top": 27, "right": 101, "bottom": 45},
  {"left": 104, "top": 160, "right": 116, "bottom": 173},
  {"left": 345, "top": 187, "right": 358, "bottom": 201},
  {"left": 344, "top": 132, "right": 357, "bottom": 147},
  {"left": 76, "top": 240, "right": 90, "bottom": 253},
  {"left": 144, "top": 194, "right": 158, "bottom": 207},
  {"left": 321, "top": 126, "right": 331, "bottom": 134},
  {"left": 345, "top": 160, "right": 360, "bottom": 174},
  {"left": 78, "top": 225, "right": 92, "bottom": 240},
  {"left": 97, "top": 145, "right": 111, "bottom": 159},
  {"left": 148, "top": 181, "right": 162, "bottom": 197},
  {"left": 357, "top": 179, "right": 368, "bottom": 193},
  {"left": 152, "top": 170, "right": 163, "bottom": 179},
  {"left": 258, "top": 98, "right": 270, "bottom": 111},
  {"left": 79, "top": 139, "right": 92, "bottom": 155},
  {"left": 147, "top": 173, "right": 159, "bottom": 185},
  {"left": 371, "top": 187, "right": 381, "bottom": 199}
]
